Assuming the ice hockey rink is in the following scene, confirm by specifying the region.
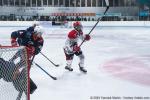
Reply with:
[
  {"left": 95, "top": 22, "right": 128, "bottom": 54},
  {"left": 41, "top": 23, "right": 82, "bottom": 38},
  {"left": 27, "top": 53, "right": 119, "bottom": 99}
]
[{"left": 0, "top": 21, "right": 150, "bottom": 100}]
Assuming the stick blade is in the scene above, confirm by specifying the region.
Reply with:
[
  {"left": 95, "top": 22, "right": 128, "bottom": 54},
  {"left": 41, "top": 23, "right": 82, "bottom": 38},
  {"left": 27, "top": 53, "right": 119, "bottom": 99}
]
[
  {"left": 52, "top": 77, "right": 57, "bottom": 80},
  {"left": 55, "top": 64, "right": 60, "bottom": 67}
]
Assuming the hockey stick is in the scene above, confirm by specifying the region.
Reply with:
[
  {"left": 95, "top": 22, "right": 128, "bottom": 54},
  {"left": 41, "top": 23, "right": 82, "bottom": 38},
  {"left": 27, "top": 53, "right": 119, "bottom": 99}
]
[
  {"left": 30, "top": 55, "right": 36, "bottom": 65},
  {"left": 79, "top": 0, "right": 109, "bottom": 47},
  {"left": 34, "top": 62, "right": 57, "bottom": 80},
  {"left": 40, "top": 52, "right": 59, "bottom": 67},
  {"left": 16, "top": 91, "right": 23, "bottom": 100}
]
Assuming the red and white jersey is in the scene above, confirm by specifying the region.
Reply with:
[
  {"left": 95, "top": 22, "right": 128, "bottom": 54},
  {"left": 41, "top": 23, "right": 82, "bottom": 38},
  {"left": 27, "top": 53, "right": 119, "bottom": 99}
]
[{"left": 64, "top": 29, "right": 84, "bottom": 54}]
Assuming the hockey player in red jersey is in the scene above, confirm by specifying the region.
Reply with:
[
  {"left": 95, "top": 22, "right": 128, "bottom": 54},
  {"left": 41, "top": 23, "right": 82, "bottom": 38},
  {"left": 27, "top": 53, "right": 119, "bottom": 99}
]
[{"left": 64, "top": 21, "right": 91, "bottom": 73}]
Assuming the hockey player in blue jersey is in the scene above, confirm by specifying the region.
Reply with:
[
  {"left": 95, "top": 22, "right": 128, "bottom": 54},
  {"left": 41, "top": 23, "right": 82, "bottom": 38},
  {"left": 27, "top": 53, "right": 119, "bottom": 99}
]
[
  {"left": 9, "top": 25, "right": 44, "bottom": 96},
  {"left": 10, "top": 25, "right": 44, "bottom": 60}
]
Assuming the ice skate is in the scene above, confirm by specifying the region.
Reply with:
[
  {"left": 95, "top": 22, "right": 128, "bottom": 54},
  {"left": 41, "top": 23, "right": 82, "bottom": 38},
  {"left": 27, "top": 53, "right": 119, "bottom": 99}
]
[
  {"left": 79, "top": 67, "right": 87, "bottom": 73},
  {"left": 78, "top": 64, "right": 87, "bottom": 73},
  {"left": 65, "top": 66, "right": 73, "bottom": 71}
]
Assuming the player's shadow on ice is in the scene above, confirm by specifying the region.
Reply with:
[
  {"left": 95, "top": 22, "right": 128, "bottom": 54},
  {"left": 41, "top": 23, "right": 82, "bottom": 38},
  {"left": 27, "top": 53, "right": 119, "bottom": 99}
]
[{"left": 57, "top": 71, "right": 85, "bottom": 80}]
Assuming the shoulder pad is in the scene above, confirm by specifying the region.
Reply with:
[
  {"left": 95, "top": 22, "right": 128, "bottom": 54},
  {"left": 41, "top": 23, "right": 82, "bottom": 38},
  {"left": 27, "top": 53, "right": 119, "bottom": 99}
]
[{"left": 68, "top": 30, "right": 77, "bottom": 39}]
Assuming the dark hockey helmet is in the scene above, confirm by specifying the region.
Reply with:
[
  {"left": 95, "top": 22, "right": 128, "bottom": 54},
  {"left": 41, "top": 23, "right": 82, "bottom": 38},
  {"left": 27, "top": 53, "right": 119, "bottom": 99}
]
[{"left": 73, "top": 21, "right": 83, "bottom": 31}]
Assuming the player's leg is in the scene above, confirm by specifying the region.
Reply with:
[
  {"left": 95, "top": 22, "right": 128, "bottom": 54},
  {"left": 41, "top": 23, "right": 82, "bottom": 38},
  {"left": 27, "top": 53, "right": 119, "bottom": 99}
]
[
  {"left": 64, "top": 50, "right": 74, "bottom": 71},
  {"left": 75, "top": 51, "right": 87, "bottom": 73},
  {"left": 13, "top": 68, "right": 37, "bottom": 95},
  {"left": 12, "top": 68, "right": 27, "bottom": 93},
  {"left": 9, "top": 49, "right": 22, "bottom": 62}
]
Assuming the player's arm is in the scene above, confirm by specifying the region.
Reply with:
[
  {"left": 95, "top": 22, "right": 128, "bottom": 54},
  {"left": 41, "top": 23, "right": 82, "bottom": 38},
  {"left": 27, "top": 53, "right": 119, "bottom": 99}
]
[
  {"left": 64, "top": 39, "right": 74, "bottom": 53},
  {"left": 27, "top": 26, "right": 34, "bottom": 32},
  {"left": 11, "top": 31, "right": 19, "bottom": 46},
  {"left": 11, "top": 30, "right": 26, "bottom": 46},
  {"left": 79, "top": 31, "right": 91, "bottom": 41},
  {"left": 83, "top": 34, "right": 91, "bottom": 41},
  {"left": 35, "top": 37, "right": 44, "bottom": 55},
  {"left": 27, "top": 37, "right": 44, "bottom": 56}
]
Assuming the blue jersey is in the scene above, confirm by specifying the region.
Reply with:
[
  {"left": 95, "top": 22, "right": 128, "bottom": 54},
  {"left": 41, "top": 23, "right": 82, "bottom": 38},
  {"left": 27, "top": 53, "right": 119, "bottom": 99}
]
[
  {"left": 11, "top": 30, "right": 44, "bottom": 55},
  {"left": 26, "top": 26, "right": 35, "bottom": 33},
  {"left": 11, "top": 30, "right": 32, "bottom": 46}
]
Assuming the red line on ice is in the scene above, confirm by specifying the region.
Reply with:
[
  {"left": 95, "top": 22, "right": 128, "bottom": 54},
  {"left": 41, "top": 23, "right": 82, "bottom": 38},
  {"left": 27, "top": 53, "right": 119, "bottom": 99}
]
[{"left": 103, "top": 55, "right": 150, "bottom": 86}]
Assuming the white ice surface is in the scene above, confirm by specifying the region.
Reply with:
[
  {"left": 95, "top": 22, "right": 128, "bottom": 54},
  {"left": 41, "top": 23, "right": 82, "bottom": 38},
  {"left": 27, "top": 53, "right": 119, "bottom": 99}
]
[{"left": 0, "top": 25, "right": 150, "bottom": 100}]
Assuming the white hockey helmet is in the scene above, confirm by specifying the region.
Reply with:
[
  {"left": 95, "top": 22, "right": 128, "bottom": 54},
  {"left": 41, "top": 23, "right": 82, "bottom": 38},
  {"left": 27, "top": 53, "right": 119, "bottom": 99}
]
[{"left": 34, "top": 26, "right": 44, "bottom": 36}]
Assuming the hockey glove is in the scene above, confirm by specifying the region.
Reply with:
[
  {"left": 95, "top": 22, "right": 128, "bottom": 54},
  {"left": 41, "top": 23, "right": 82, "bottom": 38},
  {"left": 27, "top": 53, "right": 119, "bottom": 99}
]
[
  {"left": 34, "top": 48, "right": 41, "bottom": 55},
  {"left": 84, "top": 34, "right": 91, "bottom": 41},
  {"left": 28, "top": 41, "right": 34, "bottom": 46},
  {"left": 73, "top": 45, "right": 80, "bottom": 52},
  {"left": 27, "top": 46, "right": 35, "bottom": 57},
  {"left": 11, "top": 38, "right": 17, "bottom": 46}
]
